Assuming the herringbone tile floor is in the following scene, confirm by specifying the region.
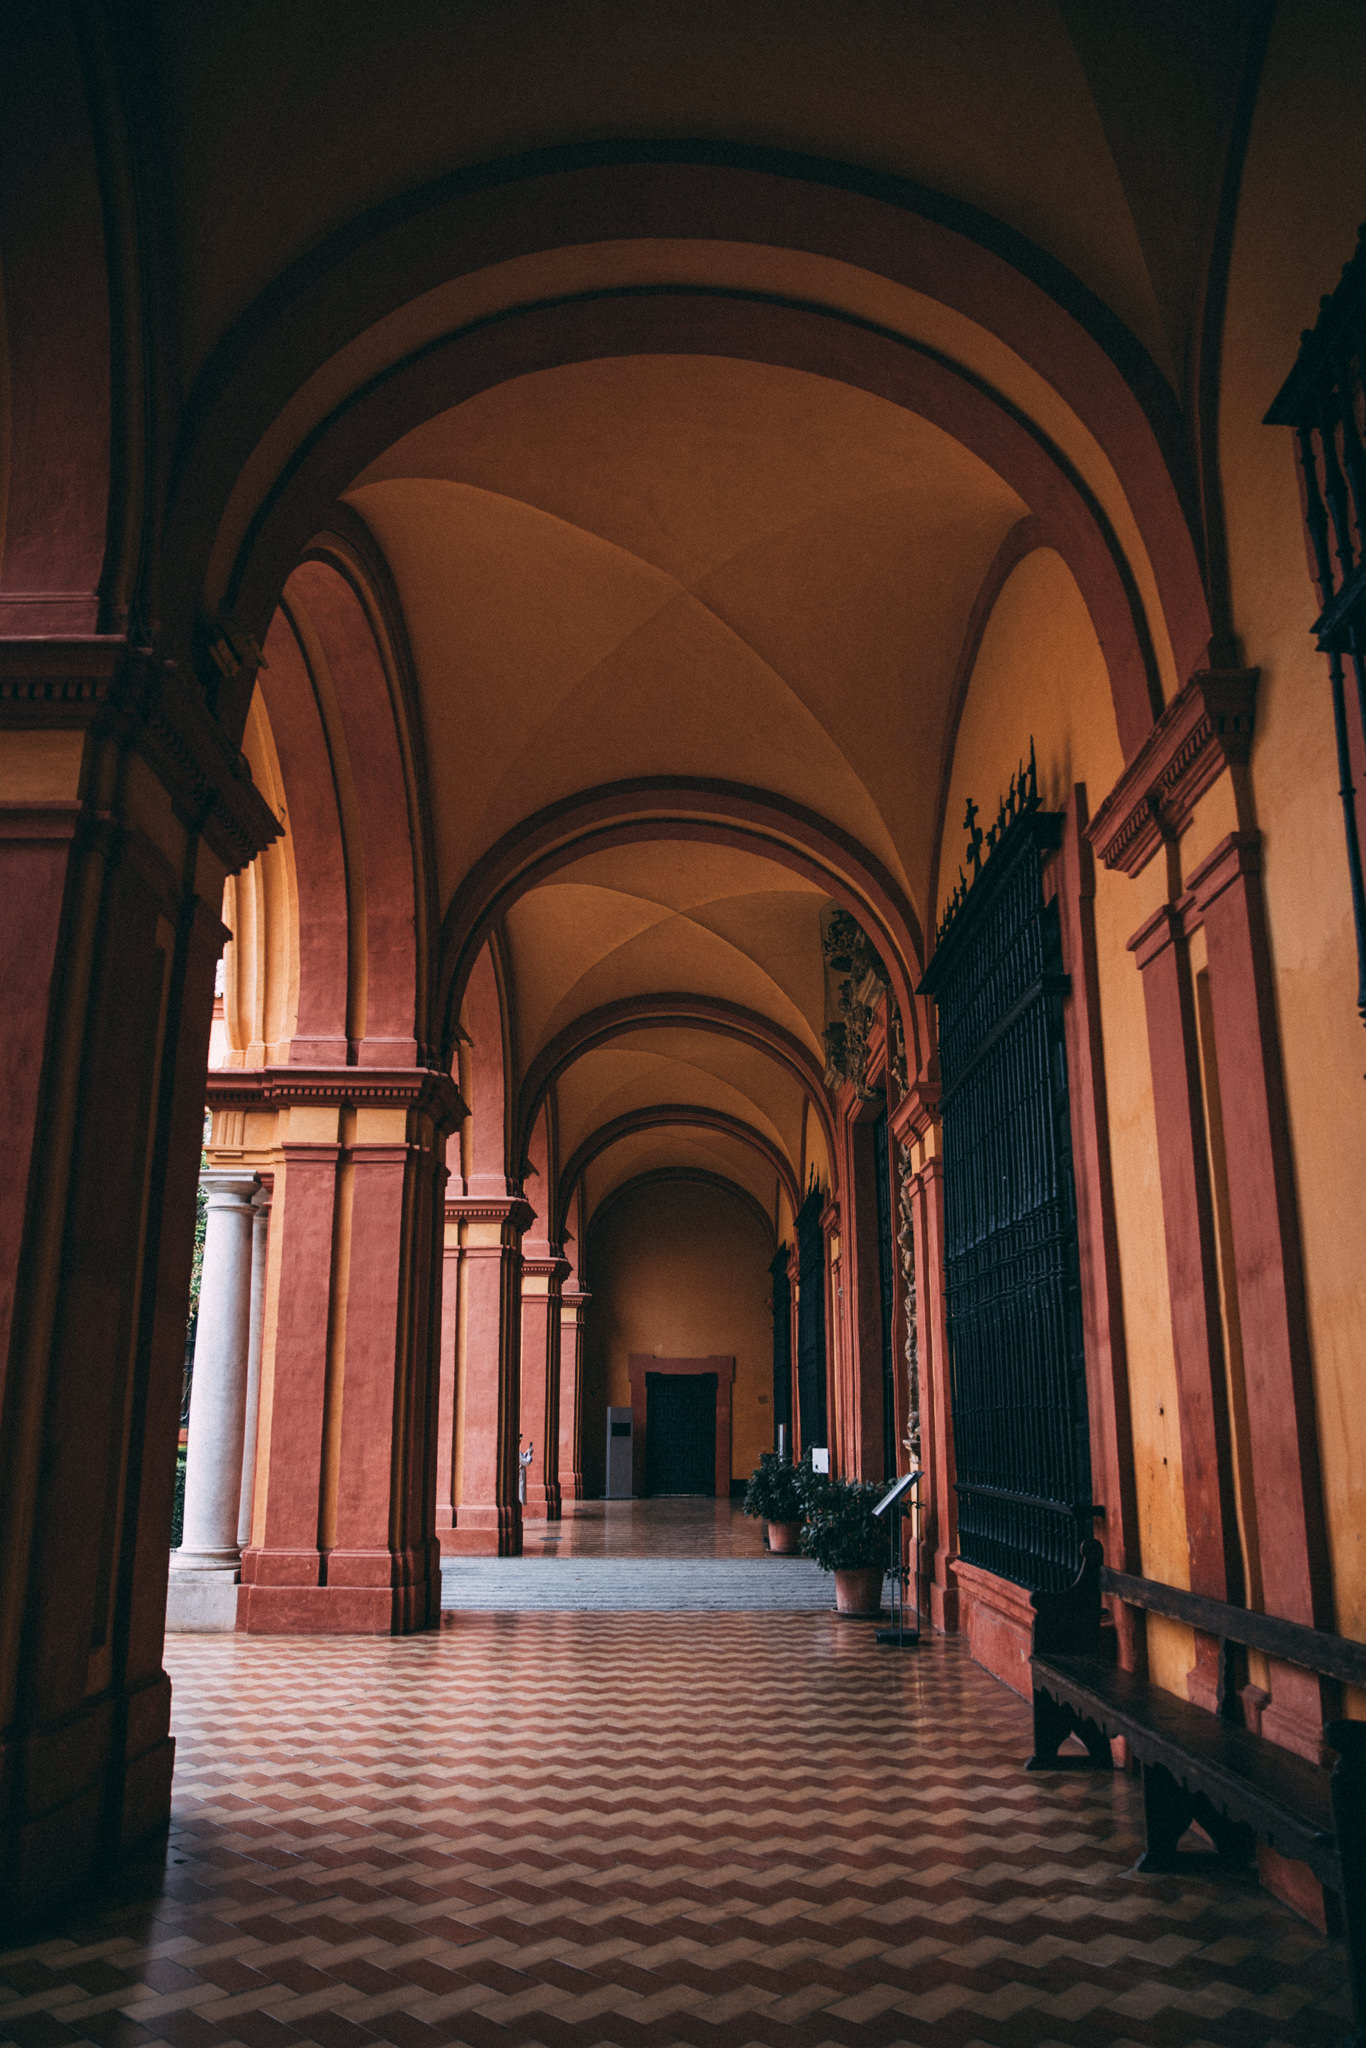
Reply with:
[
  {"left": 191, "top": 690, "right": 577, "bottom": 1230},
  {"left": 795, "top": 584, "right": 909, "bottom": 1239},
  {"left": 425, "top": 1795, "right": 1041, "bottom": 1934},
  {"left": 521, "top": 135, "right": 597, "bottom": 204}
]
[{"left": 0, "top": 1617, "right": 1350, "bottom": 2048}]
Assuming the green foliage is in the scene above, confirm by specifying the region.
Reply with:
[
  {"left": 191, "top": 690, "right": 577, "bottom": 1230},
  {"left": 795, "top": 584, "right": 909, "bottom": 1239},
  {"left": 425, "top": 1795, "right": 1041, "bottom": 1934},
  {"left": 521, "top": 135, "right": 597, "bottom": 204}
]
[
  {"left": 171, "top": 1448, "right": 187, "bottom": 1549},
  {"left": 798, "top": 1475, "right": 890, "bottom": 1572},
  {"left": 742, "top": 1451, "right": 807, "bottom": 1523},
  {"left": 188, "top": 1149, "right": 208, "bottom": 1339}
]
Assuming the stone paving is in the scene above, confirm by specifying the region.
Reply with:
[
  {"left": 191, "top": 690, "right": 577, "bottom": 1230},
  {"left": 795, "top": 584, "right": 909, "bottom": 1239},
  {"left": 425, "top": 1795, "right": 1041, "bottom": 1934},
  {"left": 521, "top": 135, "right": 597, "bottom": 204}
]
[{"left": 0, "top": 1608, "right": 1350, "bottom": 2048}]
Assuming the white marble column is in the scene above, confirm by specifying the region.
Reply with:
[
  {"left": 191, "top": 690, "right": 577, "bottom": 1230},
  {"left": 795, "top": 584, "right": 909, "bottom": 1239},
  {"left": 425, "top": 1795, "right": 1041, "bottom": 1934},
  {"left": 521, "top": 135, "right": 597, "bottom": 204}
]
[
  {"left": 167, "top": 1170, "right": 258, "bottom": 1628},
  {"left": 236, "top": 1186, "right": 271, "bottom": 1551}
]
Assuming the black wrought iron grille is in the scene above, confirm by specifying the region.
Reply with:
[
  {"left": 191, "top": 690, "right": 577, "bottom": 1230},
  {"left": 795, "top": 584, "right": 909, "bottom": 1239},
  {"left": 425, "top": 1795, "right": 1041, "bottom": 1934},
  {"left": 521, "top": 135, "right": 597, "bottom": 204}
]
[
  {"left": 795, "top": 1184, "right": 828, "bottom": 1452},
  {"left": 920, "top": 806, "right": 1094, "bottom": 1591},
  {"left": 769, "top": 1246, "right": 793, "bottom": 1450},
  {"left": 1266, "top": 225, "right": 1366, "bottom": 1023}
]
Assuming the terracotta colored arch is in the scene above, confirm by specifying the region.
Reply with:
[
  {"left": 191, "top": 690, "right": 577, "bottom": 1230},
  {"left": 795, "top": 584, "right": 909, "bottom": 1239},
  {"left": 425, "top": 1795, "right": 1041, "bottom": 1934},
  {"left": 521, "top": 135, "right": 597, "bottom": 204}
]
[
  {"left": 439, "top": 779, "right": 925, "bottom": 1073},
  {"left": 282, "top": 556, "right": 422, "bottom": 1065},
  {"left": 215, "top": 288, "right": 1163, "bottom": 760},
  {"left": 586, "top": 1166, "right": 777, "bottom": 1249},
  {"left": 517, "top": 993, "right": 836, "bottom": 1173},
  {"left": 460, "top": 937, "right": 517, "bottom": 1196},
  {"left": 254, "top": 604, "right": 351, "bottom": 1060},
  {"left": 163, "top": 147, "right": 1210, "bottom": 728},
  {"left": 558, "top": 1105, "right": 800, "bottom": 1230}
]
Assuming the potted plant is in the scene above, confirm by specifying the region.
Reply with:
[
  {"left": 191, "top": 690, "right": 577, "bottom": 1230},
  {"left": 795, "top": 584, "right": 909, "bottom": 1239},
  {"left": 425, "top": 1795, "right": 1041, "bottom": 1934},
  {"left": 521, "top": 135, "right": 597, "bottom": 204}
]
[
  {"left": 798, "top": 1476, "right": 888, "bottom": 1615},
  {"left": 742, "top": 1451, "right": 808, "bottom": 1553}
]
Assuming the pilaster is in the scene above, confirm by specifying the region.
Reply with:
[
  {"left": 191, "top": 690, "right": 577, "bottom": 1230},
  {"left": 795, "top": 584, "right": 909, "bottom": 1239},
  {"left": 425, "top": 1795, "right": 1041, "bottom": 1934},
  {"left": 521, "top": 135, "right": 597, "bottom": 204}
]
[
  {"left": 520, "top": 1247, "right": 570, "bottom": 1519},
  {"left": 558, "top": 1285, "right": 591, "bottom": 1501},
  {"left": 441, "top": 1192, "right": 534, "bottom": 1556},
  {"left": 212, "top": 1065, "right": 464, "bottom": 1631},
  {"left": 0, "top": 640, "right": 277, "bottom": 1924}
]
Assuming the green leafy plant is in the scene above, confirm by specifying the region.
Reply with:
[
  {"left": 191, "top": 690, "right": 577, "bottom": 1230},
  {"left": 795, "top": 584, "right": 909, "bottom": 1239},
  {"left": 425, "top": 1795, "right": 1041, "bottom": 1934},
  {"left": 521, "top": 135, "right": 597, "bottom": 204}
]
[
  {"left": 798, "top": 1476, "right": 889, "bottom": 1572},
  {"left": 742, "top": 1451, "right": 807, "bottom": 1524},
  {"left": 170, "top": 1448, "right": 188, "bottom": 1549}
]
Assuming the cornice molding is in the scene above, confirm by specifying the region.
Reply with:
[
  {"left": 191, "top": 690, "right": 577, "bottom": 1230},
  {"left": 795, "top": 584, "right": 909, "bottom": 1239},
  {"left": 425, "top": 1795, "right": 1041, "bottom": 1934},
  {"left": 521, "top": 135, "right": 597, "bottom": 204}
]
[
  {"left": 445, "top": 1194, "right": 536, "bottom": 1232},
  {"left": 521, "top": 1254, "right": 571, "bottom": 1283},
  {"left": 207, "top": 1064, "right": 466, "bottom": 1131},
  {"left": 0, "top": 639, "right": 279, "bottom": 873},
  {"left": 1087, "top": 669, "right": 1257, "bottom": 877}
]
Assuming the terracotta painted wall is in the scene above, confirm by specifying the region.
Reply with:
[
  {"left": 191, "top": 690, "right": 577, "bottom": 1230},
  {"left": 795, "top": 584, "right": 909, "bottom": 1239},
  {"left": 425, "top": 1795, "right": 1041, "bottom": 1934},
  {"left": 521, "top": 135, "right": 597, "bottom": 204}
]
[
  {"left": 938, "top": 546, "right": 1192, "bottom": 1694},
  {"left": 581, "top": 1179, "right": 774, "bottom": 1496},
  {"left": 1219, "top": 0, "right": 1366, "bottom": 1650}
]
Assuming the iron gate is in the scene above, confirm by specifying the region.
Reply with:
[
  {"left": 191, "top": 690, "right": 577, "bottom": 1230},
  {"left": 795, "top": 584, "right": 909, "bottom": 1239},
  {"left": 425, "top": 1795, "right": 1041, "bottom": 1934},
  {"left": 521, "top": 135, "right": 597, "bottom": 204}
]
[{"left": 919, "top": 783, "right": 1093, "bottom": 1590}]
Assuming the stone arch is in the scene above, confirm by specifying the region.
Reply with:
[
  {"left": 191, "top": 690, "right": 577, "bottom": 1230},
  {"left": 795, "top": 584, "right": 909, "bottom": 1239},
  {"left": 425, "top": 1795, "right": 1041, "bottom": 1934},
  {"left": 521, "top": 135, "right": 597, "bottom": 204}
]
[
  {"left": 459, "top": 936, "right": 518, "bottom": 1195},
  {"left": 438, "top": 780, "right": 926, "bottom": 1074},
  {"left": 557, "top": 1105, "right": 802, "bottom": 1229},
  {"left": 161, "top": 147, "right": 1212, "bottom": 748},
  {"left": 585, "top": 1166, "right": 777, "bottom": 1250},
  {"left": 516, "top": 993, "right": 836, "bottom": 1181},
  {"left": 240, "top": 549, "right": 427, "bottom": 1066}
]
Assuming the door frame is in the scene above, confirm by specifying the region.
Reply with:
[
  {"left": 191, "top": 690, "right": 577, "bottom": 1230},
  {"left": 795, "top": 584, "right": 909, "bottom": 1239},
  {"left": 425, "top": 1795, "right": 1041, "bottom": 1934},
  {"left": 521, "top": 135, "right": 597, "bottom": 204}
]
[{"left": 628, "top": 1354, "right": 734, "bottom": 1498}]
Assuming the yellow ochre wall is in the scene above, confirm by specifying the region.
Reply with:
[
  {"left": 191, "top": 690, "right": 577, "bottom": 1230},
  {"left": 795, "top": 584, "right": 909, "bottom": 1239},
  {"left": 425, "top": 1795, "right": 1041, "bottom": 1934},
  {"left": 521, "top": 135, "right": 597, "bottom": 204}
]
[
  {"left": 938, "top": 546, "right": 1192, "bottom": 1696},
  {"left": 1219, "top": 0, "right": 1366, "bottom": 1647},
  {"left": 581, "top": 1179, "right": 775, "bottom": 1497}
]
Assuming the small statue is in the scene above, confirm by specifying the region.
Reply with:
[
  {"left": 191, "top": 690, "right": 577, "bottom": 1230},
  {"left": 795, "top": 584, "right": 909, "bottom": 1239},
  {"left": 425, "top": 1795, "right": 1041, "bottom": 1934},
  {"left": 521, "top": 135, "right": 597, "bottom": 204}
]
[{"left": 518, "top": 1441, "right": 534, "bottom": 1506}]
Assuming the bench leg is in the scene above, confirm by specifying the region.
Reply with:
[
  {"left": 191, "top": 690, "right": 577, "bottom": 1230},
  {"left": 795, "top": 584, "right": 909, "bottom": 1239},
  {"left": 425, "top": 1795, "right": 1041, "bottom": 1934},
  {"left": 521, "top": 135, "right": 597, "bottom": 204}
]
[
  {"left": 1137, "top": 1762, "right": 1195, "bottom": 1872},
  {"left": 1327, "top": 1721, "right": 1366, "bottom": 2048},
  {"left": 1026, "top": 1686, "right": 1113, "bottom": 1772}
]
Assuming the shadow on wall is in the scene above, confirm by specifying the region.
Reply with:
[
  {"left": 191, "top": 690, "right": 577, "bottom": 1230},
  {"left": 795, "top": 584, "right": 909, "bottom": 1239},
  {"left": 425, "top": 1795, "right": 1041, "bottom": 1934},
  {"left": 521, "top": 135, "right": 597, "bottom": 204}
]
[{"left": 580, "top": 1178, "right": 775, "bottom": 1497}]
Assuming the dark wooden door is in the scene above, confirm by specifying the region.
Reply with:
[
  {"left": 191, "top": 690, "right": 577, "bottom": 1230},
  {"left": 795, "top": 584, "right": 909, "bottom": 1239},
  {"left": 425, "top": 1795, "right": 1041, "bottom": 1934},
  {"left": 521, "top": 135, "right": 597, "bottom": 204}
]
[{"left": 645, "top": 1372, "right": 718, "bottom": 1494}]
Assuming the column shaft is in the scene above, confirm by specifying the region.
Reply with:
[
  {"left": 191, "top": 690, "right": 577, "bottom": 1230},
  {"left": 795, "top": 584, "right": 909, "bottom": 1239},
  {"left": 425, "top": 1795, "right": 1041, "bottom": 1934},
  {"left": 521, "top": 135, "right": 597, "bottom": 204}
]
[
  {"left": 443, "top": 1194, "right": 531, "bottom": 1555},
  {"left": 237, "top": 1191, "right": 271, "bottom": 1550},
  {"left": 520, "top": 1249, "right": 568, "bottom": 1519},
  {"left": 558, "top": 1286, "right": 590, "bottom": 1501}
]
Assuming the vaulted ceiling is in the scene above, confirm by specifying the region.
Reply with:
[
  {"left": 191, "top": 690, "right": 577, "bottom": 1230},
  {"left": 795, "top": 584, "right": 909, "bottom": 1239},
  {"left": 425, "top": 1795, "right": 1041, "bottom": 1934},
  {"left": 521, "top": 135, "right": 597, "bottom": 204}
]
[{"left": 195, "top": 0, "right": 1256, "bottom": 1246}]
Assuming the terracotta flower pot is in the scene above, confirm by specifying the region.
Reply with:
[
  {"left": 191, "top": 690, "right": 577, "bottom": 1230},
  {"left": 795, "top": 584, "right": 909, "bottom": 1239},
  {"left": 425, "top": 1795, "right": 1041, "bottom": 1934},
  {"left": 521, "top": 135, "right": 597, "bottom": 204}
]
[
  {"left": 766, "top": 1519, "right": 801, "bottom": 1554},
  {"left": 833, "top": 1565, "right": 885, "bottom": 1616}
]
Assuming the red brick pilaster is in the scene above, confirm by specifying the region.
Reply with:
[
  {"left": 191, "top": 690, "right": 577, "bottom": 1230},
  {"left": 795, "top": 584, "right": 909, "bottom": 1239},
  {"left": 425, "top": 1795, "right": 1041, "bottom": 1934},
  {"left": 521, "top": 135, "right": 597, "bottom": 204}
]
[
  {"left": 520, "top": 1246, "right": 570, "bottom": 1519},
  {"left": 1129, "top": 900, "right": 1242, "bottom": 1708},
  {"left": 558, "top": 1285, "right": 590, "bottom": 1501},
  {"left": 442, "top": 1192, "right": 533, "bottom": 1556},
  {"left": 0, "top": 642, "right": 277, "bottom": 1924},
  {"left": 1188, "top": 832, "right": 1333, "bottom": 1757},
  {"left": 217, "top": 1066, "right": 463, "bottom": 1632},
  {"left": 912, "top": 1155, "right": 959, "bottom": 1633}
]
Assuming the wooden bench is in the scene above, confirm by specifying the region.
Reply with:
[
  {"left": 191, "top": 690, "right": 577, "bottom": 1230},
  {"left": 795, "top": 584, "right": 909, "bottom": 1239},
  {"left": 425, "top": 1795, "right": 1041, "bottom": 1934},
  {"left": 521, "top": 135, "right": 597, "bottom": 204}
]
[{"left": 1026, "top": 1541, "right": 1366, "bottom": 2047}]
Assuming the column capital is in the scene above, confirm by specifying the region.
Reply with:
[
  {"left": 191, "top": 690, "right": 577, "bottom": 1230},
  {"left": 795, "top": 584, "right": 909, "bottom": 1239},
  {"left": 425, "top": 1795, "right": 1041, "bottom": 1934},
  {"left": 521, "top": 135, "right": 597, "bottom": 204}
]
[
  {"left": 207, "top": 1063, "right": 466, "bottom": 1134},
  {"left": 445, "top": 1192, "right": 535, "bottom": 1235},
  {"left": 522, "top": 1253, "right": 570, "bottom": 1287},
  {"left": 199, "top": 1168, "right": 261, "bottom": 1209},
  {"left": 1186, "top": 829, "right": 1263, "bottom": 913},
  {"left": 0, "top": 637, "right": 280, "bottom": 875},
  {"left": 1127, "top": 900, "right": 1186, "bottom": 970}
]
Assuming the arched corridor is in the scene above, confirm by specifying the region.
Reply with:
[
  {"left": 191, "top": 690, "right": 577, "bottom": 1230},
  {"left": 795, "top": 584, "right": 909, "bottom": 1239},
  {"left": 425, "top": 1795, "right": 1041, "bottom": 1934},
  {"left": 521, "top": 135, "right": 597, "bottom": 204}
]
[{"left": 4, "top": 5, "right": 1366, "bottom": 2040}]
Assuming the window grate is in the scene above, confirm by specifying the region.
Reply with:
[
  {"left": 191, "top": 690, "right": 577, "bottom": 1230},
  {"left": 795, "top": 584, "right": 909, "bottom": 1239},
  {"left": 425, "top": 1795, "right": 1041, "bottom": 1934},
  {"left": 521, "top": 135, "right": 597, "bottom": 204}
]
[{"left": 920, "top": 796, "right": 1093, "bottom": 1591}]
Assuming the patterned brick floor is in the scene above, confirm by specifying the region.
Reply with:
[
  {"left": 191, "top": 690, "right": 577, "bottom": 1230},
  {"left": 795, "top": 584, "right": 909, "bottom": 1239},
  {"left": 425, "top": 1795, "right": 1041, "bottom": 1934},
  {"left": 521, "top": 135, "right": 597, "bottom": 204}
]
[{"left": 0, "top": 1618, "right": 1350, "bottom": 2048}]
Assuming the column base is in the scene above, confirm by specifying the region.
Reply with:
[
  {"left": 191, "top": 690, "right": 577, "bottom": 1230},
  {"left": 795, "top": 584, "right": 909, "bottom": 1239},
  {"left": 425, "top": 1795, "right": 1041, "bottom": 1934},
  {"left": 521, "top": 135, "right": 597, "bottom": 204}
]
[
  {"left": 929, "top": 1551, "right": 960, "bottom": 1633},
  {"left": 236, "top": 1583, "right": 423, "bottom": 1632},
  {"left": 442, "top": 1503, "right": 523, "bottom": 1555},
  {"left": 522, "top": 1484, "right": 562, "bottom": 1521},
  {"left": 236, "top": 1545, "right": 439, "bottom": 1631},
  {"left": 164, "top": 1566, "right": 240, "bottom": 1632},
  {"left": 170, "top": 1545, "right": 242, "bottom": 1572}
]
